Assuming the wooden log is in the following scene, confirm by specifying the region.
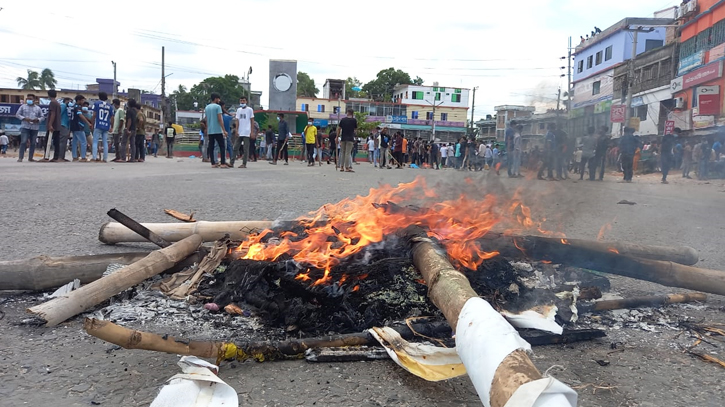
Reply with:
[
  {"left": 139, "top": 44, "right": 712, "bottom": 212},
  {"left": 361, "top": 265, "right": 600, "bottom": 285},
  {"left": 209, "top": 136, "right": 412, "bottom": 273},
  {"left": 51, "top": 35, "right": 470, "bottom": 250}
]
[
  {"left": 28, "top": 235, "right": 202, "bottom": 327},
  {"left": 99, "top": 220, "right": 275, "bottom": 244},
  {"left": 479, "top": 233, "right": 699, "bottom": 266},
  {"left": 0, "top": 252, "right": 150, "bottom": 291},
  {"left": 580, "top": 293, "right": 707, "bottom": 313},
  {"left": 84, "top": 317, "right": 606, "bottom": 364},
  {"left": 107, "top": 208, "right": 172, "bottom": 248},
  {"left": 483, "top": 235, "right": 725, "bottom": 296},
  {"left": 401, "top": 226, "right": 575, "bottom": 407},
  {"left": 164, "top": 209, "right": 196, "bottom": 222}
]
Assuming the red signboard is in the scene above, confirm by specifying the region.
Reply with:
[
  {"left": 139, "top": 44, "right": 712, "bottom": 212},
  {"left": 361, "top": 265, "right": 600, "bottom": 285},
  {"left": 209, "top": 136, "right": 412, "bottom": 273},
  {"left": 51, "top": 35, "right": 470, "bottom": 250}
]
[
  {"left": 698, "top": 94, "right": 721, "bottom": 115},
  {"left": 664, "top": 120, "right": 675, "bottom": 135},
  {"left": 682, "top": 61, "right": 723, "bottom": 90},
  {"left": 610, "top": 105, "right": 626, "bottom": 123}
]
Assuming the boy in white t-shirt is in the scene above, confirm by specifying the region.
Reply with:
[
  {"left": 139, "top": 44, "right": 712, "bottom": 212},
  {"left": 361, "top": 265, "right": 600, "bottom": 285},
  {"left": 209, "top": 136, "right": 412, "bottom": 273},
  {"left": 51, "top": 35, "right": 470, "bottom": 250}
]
[
  {"left": 440, "top": 143, "right": 448, "bottom": 167},
  {"left": 367, "top": 136, "right": 375, "bottom": 163},
  {"left": 0, "top": 132, "right": 8, "bottom": 155}
]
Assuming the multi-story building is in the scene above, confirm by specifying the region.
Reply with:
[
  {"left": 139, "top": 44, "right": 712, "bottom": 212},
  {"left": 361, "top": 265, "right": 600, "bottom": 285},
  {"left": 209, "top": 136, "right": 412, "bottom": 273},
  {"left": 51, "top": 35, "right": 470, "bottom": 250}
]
[
  {"left": 297, "top": 97, "right": 343, "bottom": 128},
  {"left": 392, "top": 83, "right": 469, "bottom": 141},
  {"left": 670, "top": 0, "right": 725, "bottom": 135},
  {"left": 494, "top": 105, "right": 535, "bottom": 140},
  {"left": 0, "top": 81, "right": 162, "bottom": 136},
  {"left": 570, "top": 17, "right": 671, "bottom": 137}
]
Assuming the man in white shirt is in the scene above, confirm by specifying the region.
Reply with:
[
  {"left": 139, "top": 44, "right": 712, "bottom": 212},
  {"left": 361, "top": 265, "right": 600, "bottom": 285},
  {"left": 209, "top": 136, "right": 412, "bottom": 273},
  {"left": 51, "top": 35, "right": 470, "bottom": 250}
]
[
  {"left": 440, "top": 143, "right": 448, "bottom": 167},
  {"left": 234, "top": 96, "right": 255, "bottom": 168},
  {"left": 367, "top": 136, "right": 375, "bottom": 163}
]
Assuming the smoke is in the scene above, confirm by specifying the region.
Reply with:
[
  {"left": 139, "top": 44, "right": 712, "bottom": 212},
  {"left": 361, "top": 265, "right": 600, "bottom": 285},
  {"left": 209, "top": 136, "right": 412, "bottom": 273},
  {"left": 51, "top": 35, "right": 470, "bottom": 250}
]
[{"left": 525, "top": 80, "right": 560, "bottom": 112}]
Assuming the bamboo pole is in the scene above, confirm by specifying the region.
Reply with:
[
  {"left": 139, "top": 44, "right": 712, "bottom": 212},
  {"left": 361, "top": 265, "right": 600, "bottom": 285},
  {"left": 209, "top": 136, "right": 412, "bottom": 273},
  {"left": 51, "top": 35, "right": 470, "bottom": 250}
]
[
  {"left": 98, "top": 220, "right": 274, "bottom": 244},
  {"left": 401, "top": 227, "right": 575, "bottom": 407},
  {"left": 0, "top": 252, "right": 150, "bottom": 291},
  {"left": 28, "top": 235, "right": 202, "bottom": 327},
  {"left": 580, "top": 293, "right": 707, "bottom": 313}
]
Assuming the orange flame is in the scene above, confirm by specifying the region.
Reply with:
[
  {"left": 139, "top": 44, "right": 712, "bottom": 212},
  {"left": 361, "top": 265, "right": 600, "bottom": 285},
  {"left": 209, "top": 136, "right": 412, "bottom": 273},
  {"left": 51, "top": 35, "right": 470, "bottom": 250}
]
[
  {"left": 238, "top": 176, "right": 552, "bottom": 287},
  {"left": 597, "top": 218, "right": 616, "bottom": 241},
  {"left": 561, "top": 238, "right": 570, "bottom": 245},
  {"left": 608, "top": 248, "right": 620, "bottom": 254}
]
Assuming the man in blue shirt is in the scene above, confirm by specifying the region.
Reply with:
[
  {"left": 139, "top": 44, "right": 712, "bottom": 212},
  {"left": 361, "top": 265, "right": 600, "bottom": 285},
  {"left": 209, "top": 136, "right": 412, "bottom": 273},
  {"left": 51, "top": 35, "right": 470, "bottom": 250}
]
[
  {"left": 70, "top": 95, "right": 92, "bottom": 162},
  {"left": 619, "top": 127, "right": 639, "bottom": 183},
  {"left": 91, "top": 92, "right": 114, "bottom": 162},
  {"left": 204, "top": 93, "right": 228, "bottom": 168},
  {"left": 219, "top": 101, "right": 234, "bottom": 165}
]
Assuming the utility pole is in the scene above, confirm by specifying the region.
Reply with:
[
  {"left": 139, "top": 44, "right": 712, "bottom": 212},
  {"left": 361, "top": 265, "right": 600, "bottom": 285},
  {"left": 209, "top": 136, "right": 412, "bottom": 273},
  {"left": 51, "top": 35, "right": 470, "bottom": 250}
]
[
  {"left": 624, "top": 30, "right": 638, "bottom": 125},
  {"left": 470, "top": 86, "right": 478, "bottom": 136},
  {"left": 161, "top": 46, "right": 166, "bottom": 124},
  {"left": 112, "top": 61, "right": 117, "bottom": 99},
  {"left": 567, "top": 36, "right": 572, "bottom": 134}
]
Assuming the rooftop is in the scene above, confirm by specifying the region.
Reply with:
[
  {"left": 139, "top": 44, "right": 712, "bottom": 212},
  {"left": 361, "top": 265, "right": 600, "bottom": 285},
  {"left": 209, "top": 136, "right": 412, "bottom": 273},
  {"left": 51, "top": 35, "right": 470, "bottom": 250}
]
[{"left": 574, "top": 17, "right": 674, "bottom": 54}]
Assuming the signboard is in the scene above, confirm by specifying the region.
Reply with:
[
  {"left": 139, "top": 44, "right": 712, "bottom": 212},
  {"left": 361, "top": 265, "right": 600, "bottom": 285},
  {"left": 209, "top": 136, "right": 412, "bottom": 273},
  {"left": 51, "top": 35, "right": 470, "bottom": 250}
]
[
  {"left": 709, "top": 43, "right": 725, "bottom": 62},
  {"left": 610, "top": 104, "right": 626, "bottom": 123},
  {"left": 670, "top": 76, "right": 684, "bottom": 94},
  {"left": 682, "top": 61, "right": 723, "bottom": 90},
  {"left": 629, "top": 117, "right": 641, "bottom": 132},
  {"left": 385, "top": 115, "right": 408, "bottom": 124},
  {"left": 631, "top": 96, "right": 644, "bottom": 107},
  {"left": 698, "top": 94, "right": 720, "bottom": 115},
  {"left": 668, "top": 110, "right": 692, "bottom": 130},
  {"left": 678, "top": 50, "right": 704, "bottom": 75},
  {"left": 0, "top": 103, "right": 50, "bottom": 117},
  {"left": 664, "top": 120, "right": 676, "bottom": 135},
  {"left": 312, "top": 119, "right": 329, "bottom": 127},
  {"left": 692, "top": 115, "right": 716, "bottom": 129},
  {"left": 593, "top": 100, "right": 612, "bottom": 114}
]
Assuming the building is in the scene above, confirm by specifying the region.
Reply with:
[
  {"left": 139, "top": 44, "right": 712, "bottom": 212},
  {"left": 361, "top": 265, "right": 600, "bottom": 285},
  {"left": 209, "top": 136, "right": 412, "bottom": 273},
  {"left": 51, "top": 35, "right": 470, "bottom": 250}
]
[
  {"left": 0, "top": 85, "right": 161, "bottom": 136},
  {"left": 570, "top": 17, "right": 671, "bottom": 137},
  {"left": 474, "top": 117, "right": 497, "bottom": 140},
  {"left": 494, "top": 105, "right": 535, "bottom": 140},
  {"left": 323, "top": 79, "right": 345, "bottom": 100},
  {"left": 670, "top": 0, "right": 725, "bottom": 136},
  {"left": 392, "top": 83, "right": 469, "bottom": 141},
  {"left": 175, "top": 110, "right": 204, "bottom": 127},
  {"left": 297, "top": 97, "right": 343, "bottom": 128},
  {"left": 612, "top": 43, "right": 678, "bottom": 136}
]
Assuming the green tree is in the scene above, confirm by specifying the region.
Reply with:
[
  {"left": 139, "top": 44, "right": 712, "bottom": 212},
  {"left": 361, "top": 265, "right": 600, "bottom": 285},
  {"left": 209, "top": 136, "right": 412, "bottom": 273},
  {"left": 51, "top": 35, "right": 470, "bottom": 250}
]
[
  {"left": 354, "top": 112, "right": 380, "bottom": 137},
  {"left": 16, "top": 69, "right": 41, "bottom": 90},
  {"left": 345, "top": 77, "right": 368, "bottom": 99},
  {"left": 40, "top": 68, "right": 57, "bottom": 90},
  {"left": 362, "top": 68, "right": 422, "bottom": 102},
  {"left": 187, "top": 75, "right": 248, "bottom": 110},
  {"left": 297, "top": 72, "right": 318, "bottom": 97}
]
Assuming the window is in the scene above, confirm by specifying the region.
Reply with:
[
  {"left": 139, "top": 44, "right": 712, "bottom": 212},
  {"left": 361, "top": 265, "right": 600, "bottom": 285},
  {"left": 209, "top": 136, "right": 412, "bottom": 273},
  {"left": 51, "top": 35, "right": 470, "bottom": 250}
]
[
  {"left": 645, "top": 39, "right": 664, "bottom": 52},
  {"left": 317, "top": 105, "right": 325, "bottom": 112},
  {"left": 592, "top": 81, "right": 601, "bottom": 95},
  {"left": 577, "top": 60, "right": 584, "bottom": 73},
  {"left": 539, "top": 123, "right": 545, "bottom": 130},
  {"left": 595, "top": 51, "right": 602, "bottom": 65},
  {"left": 712, "top": 19, "right": 725, "bottom": 47},
  {"left": 630, "top": 105, "right": 648, "bottom": 121},
  {"left": 455, "top": 89, "right": 462, "bottom": 94},
  {"left": 333, "top": 106, "right": 340, "bottom": 114},
  {"left": 439, "top": 87, "right": 445, "bottom": 92},
  {"left": 587, "top": 55, "right": 593, "bottom": 69},
  {"left": 641, "top": 64, "right": 657, "bottom": 81},
  {"left": 412, "top": 91, "right": 424, "bottom": 100},
  {"left": 426, "top": 112, "right": 434, "bottom": 120},
  {"left": 679, "top": 37, "right": 697, "bottom": 61},
  {"left": 0, "top": 94, "right": 7, "bottom": 102},
  {"left": 11, "top": 95, "right": 20, "bottom": 103},
  {"left": 696, "top": 28, "right": 711, "bottom": 52},
  {"left": 432, "top": 87, "right": 438, "bottom": 91},
  {"left": 435, "top": 93, "right": 441, "bottom": 101},
  {"left": 605, "top": 46, "right": 613, "bottom": 61},
  {"left": 405, "top": 91, "right": 408, "bottom": 99},
  {"left": 451, "top": 94, "right": 461, "bottom": 103},
  {"left": 300, "top": 103, "right": 308, "bottom": 111},
  {"left": 411, "top": 111, "right": 419, "bottom": 119},
  {"left": 440, "top": 113, "right": 448, "bottom": 121}
]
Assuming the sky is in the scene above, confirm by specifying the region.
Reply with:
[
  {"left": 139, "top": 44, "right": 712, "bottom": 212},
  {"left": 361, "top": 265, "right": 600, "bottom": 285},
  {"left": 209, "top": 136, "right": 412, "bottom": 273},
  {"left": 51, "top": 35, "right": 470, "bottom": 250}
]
[{"left": 0, "top": 0, "right": 681, "bottom": 121}]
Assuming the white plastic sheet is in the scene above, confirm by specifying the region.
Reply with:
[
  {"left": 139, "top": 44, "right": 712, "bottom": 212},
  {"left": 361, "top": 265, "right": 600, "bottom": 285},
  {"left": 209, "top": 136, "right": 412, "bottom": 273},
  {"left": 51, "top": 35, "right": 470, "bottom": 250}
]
[{"left": 150, "top": 356, "right": 238, "bottom": 407}]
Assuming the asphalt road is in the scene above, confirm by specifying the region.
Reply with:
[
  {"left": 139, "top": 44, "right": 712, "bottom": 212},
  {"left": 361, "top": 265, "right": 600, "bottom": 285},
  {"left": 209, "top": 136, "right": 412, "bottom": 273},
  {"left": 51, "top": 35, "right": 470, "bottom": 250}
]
[{"left": 1, "top": 155, "right": 724, "bottom": 406}]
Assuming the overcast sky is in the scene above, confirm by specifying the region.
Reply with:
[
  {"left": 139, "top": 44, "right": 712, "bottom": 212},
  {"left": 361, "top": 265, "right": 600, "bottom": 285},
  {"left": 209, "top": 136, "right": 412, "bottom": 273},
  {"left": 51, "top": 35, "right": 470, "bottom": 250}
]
[{"left": 0, "top": 0, "right": 680, "bottom": 120}]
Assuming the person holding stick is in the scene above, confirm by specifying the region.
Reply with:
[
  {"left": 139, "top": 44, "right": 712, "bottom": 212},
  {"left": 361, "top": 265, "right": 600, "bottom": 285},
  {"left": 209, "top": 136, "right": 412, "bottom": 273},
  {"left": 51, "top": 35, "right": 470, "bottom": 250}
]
[{"left": 272, "top": 113, "right": 289, "bottom": 165}]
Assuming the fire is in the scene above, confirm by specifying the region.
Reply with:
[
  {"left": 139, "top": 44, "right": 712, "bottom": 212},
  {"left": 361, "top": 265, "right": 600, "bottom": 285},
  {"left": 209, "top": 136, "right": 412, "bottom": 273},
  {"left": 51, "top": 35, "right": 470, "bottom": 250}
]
[
  {"left": 597, "top": 218, "right": 616, "bottom": 241},
  {"left": 561, "top": 238, "right": 570, "bottom": 245},
  {"left": 608, "top": 248, "right": 620, "bottom": 254},
  {"left": 238, "top": 176, "right": 552, "bottom": 286}
]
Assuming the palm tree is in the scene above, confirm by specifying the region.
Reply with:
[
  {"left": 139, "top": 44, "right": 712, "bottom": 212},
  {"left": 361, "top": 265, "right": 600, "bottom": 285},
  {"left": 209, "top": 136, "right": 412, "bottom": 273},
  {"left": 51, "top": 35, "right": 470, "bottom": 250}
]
[
  {"left": 40, "top": 68, "right": 57, "bottom": 90},
  {"left": 16, "top": 69, "right": 41, "bottom": 90}
]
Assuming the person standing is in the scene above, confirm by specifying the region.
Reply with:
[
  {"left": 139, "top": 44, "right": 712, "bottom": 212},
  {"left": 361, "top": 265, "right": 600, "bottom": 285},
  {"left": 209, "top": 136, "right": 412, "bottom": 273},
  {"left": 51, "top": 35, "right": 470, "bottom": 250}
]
[
  {"left": 505, "top": 120, "right": 516, "bottom": 176},
  {"left": 15, "top": 93, "right": 44, "bottom": 162},
  {"left": 264, "top": 125, "right": 274, "bottom": 160},
  {"left": 682, "top": 141, "right": 693, "bottom": 179},
  {"left": 234, "top": 96, "right": 254, "bottom": 168},
  {"left": 91, "top": 92, "right": 114, "bottom": 162},
  {"left": 110, "top": 99, "right": 125, "bottom": 162},
  {"left": 43, "top": 89, "right": 61, "bottom": 162},
  {"left": 218, "top": 101, "right": 233, "bottom": 165},
  {"left": 592, "top": 127, "right": 610, "bottom": 181},
  {"left": 0, "top": 131, "right": 7, "bottom": 155},
  {"left": 579, "top": 127, "right": 597, "bottom": 180},
  {"left": 302, "top": 119, "right": 317, "bottom": 166},
  {"left": 133, "top": 103, "right": 147, "bottom": 162},
  {"left": 327, "top": 126, "right": 337, "bottom": 166},
  {"left": 618, "top": 127, "right": 638, "bottom": 183},
  {"left": 538, "top": 123, "right": 557, "bottom": 180},
  {"left": 272, "top": 113, "right": 289, "bottom": 165},
  {"left": 204, "top": 93, "right": 228, "bottom": 168},
  {"left": 660, "top": 127, "right": 678, "bottom": 184},
  {"left": 440, "top": 142, "right": 448, "bottom": 168},
  {"left": 367, "top": 136, "right": 375, "bottom": 163},
  {"left": 70, "top": 95, "right": 92, "bottom": 162},
  {"left": 164, "top": 121, "right": 177, "bottom": 158},
  {"left": 393, "top": 132, "right": 404, "bottom": 168},
  {"left": 699, "top": 137, "right": 712, "bottom": 180},
  {"left": 379, "top": 128, "right": 390, "bottom": 169},
  {"left": 125, "top": 99, "right": 138, "bottom": 162},
  {"left": 337, "top": 109, "right": 357, "bottom": 172},
  {"left": 512, "top": 125, "right": 523, "bottom": 177}
]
